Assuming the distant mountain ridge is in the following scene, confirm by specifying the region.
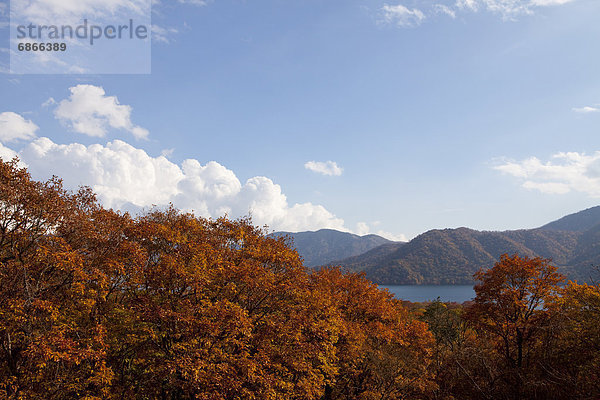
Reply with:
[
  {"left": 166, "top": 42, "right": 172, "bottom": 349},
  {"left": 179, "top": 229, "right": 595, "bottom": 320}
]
[
  {"left": 275, "top": 207, "right": 600, "bottom": 285},
  {"left": 540, "top": 206, "right": 600, "bottom": 232},
  {"left": 270, "top": 229, "right": 395, "bottom": 267},
  {"left": 333, "top": 228, "right": 582, "bottom": 284},
  {"left": 329, "top": 207, "right": 600, "bottom": 285}
]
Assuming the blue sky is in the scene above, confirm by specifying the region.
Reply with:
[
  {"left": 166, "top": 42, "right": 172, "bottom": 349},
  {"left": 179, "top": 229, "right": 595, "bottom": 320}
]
[{"left": 1, "top": 0, "right": 600, "bottom": 240}]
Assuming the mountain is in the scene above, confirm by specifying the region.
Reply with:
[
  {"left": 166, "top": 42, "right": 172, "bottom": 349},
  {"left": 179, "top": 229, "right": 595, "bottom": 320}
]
[
  {"left": 566, "top": 223, "right": 600, "bottom": 280},
  {"left": 327, "top": 207, "right": 600, "bottom": 285},
  {"left": 540, "top": 206, "right": 600, "bottom": 232},
  {"left": 270, "top": 229, "right": 395, "bottom": 267},
  {"left": 333, "top": 228, "right": 580, "bottom": 284}
]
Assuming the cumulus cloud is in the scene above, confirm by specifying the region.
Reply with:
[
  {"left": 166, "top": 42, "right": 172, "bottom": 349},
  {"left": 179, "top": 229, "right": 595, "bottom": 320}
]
[
  {"left": 0, "top": 137, "right": 346, "bottom": 232},
  {"left": 494, "top": 151, "right": 600, "bottom": 197},
  {"left": 304, "top": 161, "right": 344, "bottom": 177},
  {"left": 380, "top": 4, "right": 426, "bottom": 27},
  {"left": 0, "top": 143, "right": 20, "bottom": 163},
  {"left": 54, "top": 85, "right": 149, "bottom": 139},
  {"left": 0, "top": 112, "right": 39, "bottom": 143},
  {"left": 21, "top": 138, "right": 181, "bottom": 207},
  {"left": 161, "top": 148, "right": 175, "bottom": 158}
]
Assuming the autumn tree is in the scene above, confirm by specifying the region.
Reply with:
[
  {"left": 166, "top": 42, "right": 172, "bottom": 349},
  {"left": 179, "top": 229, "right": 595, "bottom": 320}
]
[
  {"left": 537, "top": 282, "right": 600, "bottom": 399},
  {"left": 105, "top": 211, "right": 343, "bottom": 399},
  {"left": 0, "top": 158, "right": 435, "bottom": 400},
  {"left": 421, "top": 299, "right": 464, "bottom": 355},
  {"left": 312, "top": 268, "right": 435, "bottom": 400},
  {"left": 0, "top": 159, "right": 114, "bottom": 398},
  {"left": 464, "top": 254, "right": 564, "bottom": 399}
]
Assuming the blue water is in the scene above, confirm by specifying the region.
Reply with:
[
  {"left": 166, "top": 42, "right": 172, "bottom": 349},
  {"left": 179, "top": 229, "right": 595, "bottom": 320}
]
[{"left": 379, "top": 285, "right": 475, "bottom": 303}]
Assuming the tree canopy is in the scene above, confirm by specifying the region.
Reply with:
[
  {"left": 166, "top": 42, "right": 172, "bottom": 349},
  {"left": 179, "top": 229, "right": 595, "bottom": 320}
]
[
  {"left": 0, "top": 159, "right": 435, "bottom": 399},
  {"left": 2, "top": 158, "right": 599, "bottom": 400}
]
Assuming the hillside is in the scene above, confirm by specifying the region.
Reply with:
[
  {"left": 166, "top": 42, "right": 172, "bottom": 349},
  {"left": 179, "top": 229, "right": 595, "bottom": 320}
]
[
  {"left": 270, "top": 229, "right": 395, "bottom": 267},
  {"left": 566, "top": 223, "right": 600, "bottom": 281},
  {"left": 541, "top": 206, "right": 600, "bottom": 232},
  {"left": 327, "top": 207, "right": 600, "bottom": 285},
  {"left": 333, "top": 228, "right": 581, "bottom": 284}
]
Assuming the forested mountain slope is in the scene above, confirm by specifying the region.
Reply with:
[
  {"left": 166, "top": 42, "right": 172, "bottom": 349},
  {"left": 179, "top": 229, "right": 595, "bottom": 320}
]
[{"left": 329, "top": 207, "right": 600, "bottom": 284}]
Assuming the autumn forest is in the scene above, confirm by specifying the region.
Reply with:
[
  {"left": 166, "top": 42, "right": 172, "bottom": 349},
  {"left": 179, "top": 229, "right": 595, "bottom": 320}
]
[{"left": 1, "top": 158, "right": 599, "bottom": 400}]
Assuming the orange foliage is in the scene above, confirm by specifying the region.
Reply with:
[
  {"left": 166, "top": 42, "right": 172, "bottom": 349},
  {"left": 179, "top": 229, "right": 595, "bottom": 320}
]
[
  {"left": 0, "top": 159, "right": 435, "bottom": 399},
  {"left": 466, "top": 254, "right": 564, "bottom": 370}
]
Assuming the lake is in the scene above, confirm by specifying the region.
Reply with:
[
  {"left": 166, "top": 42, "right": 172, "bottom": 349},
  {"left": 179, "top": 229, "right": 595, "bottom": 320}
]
[{"left": 379, "top": 285, "right": 475, "bottom": 303}]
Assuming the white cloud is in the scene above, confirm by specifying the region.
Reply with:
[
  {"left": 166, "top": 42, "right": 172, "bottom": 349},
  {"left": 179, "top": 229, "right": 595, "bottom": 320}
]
[
  {"left": 452, "top": 0, "right": 577, "bottom": 20},
  {"left": 434, "top": 4, "right": 457, "bottom": 18},
  {"left": 11, "top": 0, "right": 149, "bottom": 25},
  {"left": 380, "top": 4, "right": 426, "bottom": 27},
  {"left": 0, "top": 136, "right": 347, "bottom": 232},
  {"left": 42, "top": 98, "right": 56, "bottom": 108},
  {"left": 356, "top": 221, "right": 408, "bottom": 242},
  {"left": 478, "top": 0, "right": 576, "bottom": 17},
  {"left": 521, "top": 180, "right": 570, "bottom": 194},
  {"left": 7, "top": 0, "right": 255, "bottom": 57},
  {"left": 54, "top": 85, "right": 149, "bottom": 139},
  {"left": 456, "top": 0, "right": 479, "bottom": 11},
  {"left": 152, "top": 25, "right": 179, "bottom": 43},
  {"left": 572, "top": 106, "right": 600, "bottom": 113},
  {"left": 152, "top": 0, "right": 208, "bottom": 5},
  {"left": 150, "top": 0, "right": 207, "bottom": 44},
  {"left": 20, "top": 138, "right": 181, "bottom": 207},
  {"left": 0, "top": 143, "right": 20, "bottom": 163},
  {"left": 177, "top": 0, "right": 208, "bottom": 5},
  {"left": 494, "top": 151, "right": 600, "bottom": 197},
  {"left": 304, "top": 160, "right": 344, "bottom": 176},
  {"left": 530, "top": 0, "right": 575, "bottom": 5},
  {"left": 356, "top": 222, "right": 371, "bottom": 236},
  {"left": 484, "top": 0, "right": 532, "bottom": 19},
  {"left": 161, "top": 148, "right": 175, "bottom": 158},
  {"left": 374, "top": 230, "right": 408, "bottom": 242},
  {"left": 0, "top": 112, "right": 39, "bottom": 143}
]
